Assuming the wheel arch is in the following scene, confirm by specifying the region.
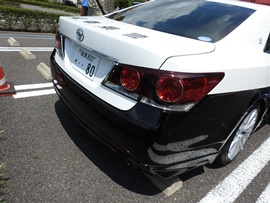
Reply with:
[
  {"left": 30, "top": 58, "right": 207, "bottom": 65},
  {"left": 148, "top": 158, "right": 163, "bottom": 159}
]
[
  {"left": 216, "top": 89, "right": 269, "bottom": 165},
  {"left": 242, "top": 89, "right": 269, "bottom": 130}
]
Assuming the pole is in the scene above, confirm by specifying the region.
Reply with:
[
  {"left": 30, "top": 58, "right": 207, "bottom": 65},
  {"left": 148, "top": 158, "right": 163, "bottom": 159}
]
[{"left": 94, "top": 0, "right": 106, "bottom": 15}]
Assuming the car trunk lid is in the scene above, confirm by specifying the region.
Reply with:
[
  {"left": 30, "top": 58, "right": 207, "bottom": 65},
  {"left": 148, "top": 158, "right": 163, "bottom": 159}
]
[
  {"left": 56, "top": 16, "right": 215, "bottom": 111},
  {"left": 59, "top": 16, "right": 215, "bottom": 68}
]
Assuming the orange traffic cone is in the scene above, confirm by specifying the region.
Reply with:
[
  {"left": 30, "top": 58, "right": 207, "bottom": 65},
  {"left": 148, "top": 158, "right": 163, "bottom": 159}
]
[{"left": 0, "top": 66, "right": 16, "bottom": 96}]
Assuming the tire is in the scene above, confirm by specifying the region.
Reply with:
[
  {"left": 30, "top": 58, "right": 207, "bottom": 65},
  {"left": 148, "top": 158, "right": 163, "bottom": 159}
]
[{"left": 216, "top": 104, "right": 260, "bottom": 166}]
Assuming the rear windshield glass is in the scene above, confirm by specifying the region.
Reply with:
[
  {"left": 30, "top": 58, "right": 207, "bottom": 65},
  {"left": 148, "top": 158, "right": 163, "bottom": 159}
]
[{"left": 107, "top": 0, "right": 255, "bottom": 42}]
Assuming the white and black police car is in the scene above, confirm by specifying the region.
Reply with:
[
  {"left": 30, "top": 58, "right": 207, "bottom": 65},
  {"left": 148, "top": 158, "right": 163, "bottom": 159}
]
[{"left": 50, "top": 0, "right": 270, "bottom": 179}]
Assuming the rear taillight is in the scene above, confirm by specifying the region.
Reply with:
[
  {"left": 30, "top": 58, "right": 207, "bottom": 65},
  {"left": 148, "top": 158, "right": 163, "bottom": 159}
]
[
  {"left": 55, "top": 28, "right": 61, "bottom": 50},
  {"left": 156, "top": 76, "right": 183, "bottom": 103},
  {"left": 55, "top": 67, "right": 65, "bottom": 85},
  {"left": 103, "top": 64, "right": 224, "bottom": 112},
  {"left": 55, "top": 28, "right": 64, "bottom": 58},
  {"left": 120, "top": 68, "right": 141, "bottom": 91}
]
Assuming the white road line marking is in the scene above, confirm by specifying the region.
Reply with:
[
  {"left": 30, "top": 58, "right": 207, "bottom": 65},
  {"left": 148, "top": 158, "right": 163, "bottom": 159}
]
[
  {"left": 13, "top": 89, "right": 55, "bottom": 99},
  {"left": 0, "top": 34, "right": 54, "bottom": 39},
  {"left": 0, "top": 47, "right": 53, "bottom": 52},
  {"left": 256, "top": 183, "right": 270, "bottom": 203},
  {"left": 13, "top": 83, "right": 55, "bottom": 98},
  {"left": 199, "top": 136, "right": 270, "bottom": 203},
  {"left": 14, "top": 83, "right": 53, "bottom": 91}
]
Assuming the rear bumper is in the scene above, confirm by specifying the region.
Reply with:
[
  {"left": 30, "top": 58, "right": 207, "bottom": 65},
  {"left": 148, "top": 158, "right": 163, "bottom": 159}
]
[
  {"left": 50, "top": 49, "right": 261, "bottom": 179},
  {"left": 50, "top": 50, "right": 169, "bottom": 177}
]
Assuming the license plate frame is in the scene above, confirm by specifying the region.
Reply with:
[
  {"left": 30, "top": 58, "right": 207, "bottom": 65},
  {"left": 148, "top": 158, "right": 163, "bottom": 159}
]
[{"left": 72, "top": 47, "right": 101, "bottom": 81}]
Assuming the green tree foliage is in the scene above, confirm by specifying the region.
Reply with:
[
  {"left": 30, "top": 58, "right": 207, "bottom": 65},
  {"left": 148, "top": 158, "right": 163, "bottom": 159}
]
[
  {"left": 114, "top": 0, "right": 145, "bottom": 9},
  {"left": 114, "top": 0, "right": 131, "bottom": 9}
]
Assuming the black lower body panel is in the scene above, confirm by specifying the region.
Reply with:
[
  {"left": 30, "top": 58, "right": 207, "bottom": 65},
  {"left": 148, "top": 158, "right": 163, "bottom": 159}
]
[{"left": 50, "top": 50, "right": 267, "bottom": 179}]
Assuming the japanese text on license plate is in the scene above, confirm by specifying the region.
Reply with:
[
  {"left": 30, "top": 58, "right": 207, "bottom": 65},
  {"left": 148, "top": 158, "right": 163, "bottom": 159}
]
[{"left": 73, "top": 48, "right": 101, "bottom": 80}]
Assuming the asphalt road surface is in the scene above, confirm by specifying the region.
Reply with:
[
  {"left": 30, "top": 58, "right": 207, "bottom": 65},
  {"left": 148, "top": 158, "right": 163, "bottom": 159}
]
[{"left": 0, "top": 31, "right": 270, "bottom": 203}]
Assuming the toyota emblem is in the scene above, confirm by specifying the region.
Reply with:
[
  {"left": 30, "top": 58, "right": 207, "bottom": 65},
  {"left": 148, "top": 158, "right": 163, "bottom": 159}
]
[{"left": 76, "top": 28, "right": 84, "bottom": 42}]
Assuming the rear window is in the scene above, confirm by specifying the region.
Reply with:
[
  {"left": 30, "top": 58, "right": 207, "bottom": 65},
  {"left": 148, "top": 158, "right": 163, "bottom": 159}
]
[{"left": 107, "top": 0, "right": 255, "bottom": 42}]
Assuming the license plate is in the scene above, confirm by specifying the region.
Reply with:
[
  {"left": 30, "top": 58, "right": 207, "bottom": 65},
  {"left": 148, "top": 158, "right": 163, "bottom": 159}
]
[{"left": 72, "top": 48, "right": 101, "bottom": 80}]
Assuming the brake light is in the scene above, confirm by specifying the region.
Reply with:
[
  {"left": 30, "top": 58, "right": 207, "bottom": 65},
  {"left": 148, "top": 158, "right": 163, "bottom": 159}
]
[
  {"left": 103, "top": 64, "right": 224, "bottom": 111},
  {"left": 182, "top": 77, "right": 210, "bottom": 103},
  {"left": 156, "top": 76, "right": 183, "bottom": 103},
  {"left": 120, "top": 68, "right": 141, "bottom": 91}
]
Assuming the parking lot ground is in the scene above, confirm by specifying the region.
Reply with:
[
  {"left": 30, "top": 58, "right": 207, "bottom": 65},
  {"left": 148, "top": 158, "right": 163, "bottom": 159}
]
[{"left": 1, "top": 31, "right": 270, "bottom": 203}]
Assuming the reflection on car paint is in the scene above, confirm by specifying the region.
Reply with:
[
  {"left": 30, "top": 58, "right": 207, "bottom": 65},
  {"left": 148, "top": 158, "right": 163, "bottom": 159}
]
[{"left": 147, "top": 135, "right": 218, "bottom": 166}]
